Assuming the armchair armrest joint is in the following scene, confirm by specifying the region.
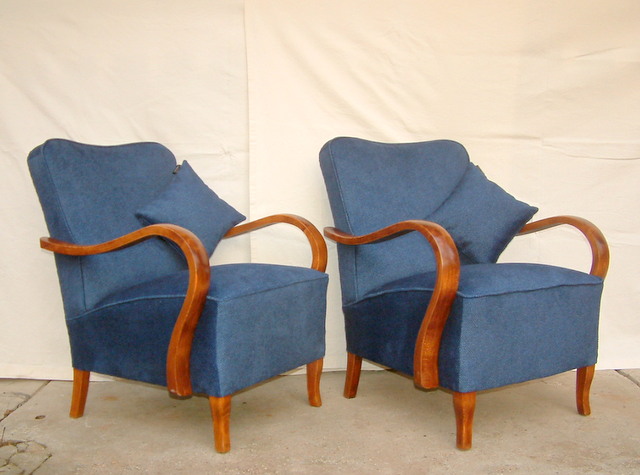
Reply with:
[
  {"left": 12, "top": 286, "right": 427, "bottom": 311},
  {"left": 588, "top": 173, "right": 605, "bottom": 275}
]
[
  {"left": 41, "top": 223, "right": 211, "bottom": 397},
  {"left": 324, "top": 220, "right": 461, "bottom": 389},
  {"left": 518, "top": 215, "right": 610, "bottom": 279},
  {"left": 225, "top": 214, "right": 328, "bottom": 272}
]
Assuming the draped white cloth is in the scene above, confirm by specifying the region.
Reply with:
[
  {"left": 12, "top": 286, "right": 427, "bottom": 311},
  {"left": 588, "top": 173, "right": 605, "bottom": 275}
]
[
  {"left": 1, "top": 0, "right": 638, "bottom": 379},
  {"left": 245, "top": 0, "right": 640, "bottom": 370},
  {"left": 0, "top": 0, "right": 250, "bottom": 379}
]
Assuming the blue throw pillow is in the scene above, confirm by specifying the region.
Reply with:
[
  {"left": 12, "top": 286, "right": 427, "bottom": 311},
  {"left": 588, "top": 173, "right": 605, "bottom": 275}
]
[
  {"left": 135, "top": 161, "right": 245, "bottom": 257},
  {"left": 425, "top": 164, "right": 537, "bottom": 263}
]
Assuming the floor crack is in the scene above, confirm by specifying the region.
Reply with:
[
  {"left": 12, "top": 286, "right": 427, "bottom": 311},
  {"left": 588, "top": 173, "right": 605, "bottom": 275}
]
[{"left": 1, "top": 382, "right": 49, "bottom": 423}]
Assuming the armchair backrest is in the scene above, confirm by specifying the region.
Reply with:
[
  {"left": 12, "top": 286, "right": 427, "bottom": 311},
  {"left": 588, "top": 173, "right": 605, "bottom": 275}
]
[
  {"left": 320, "top": 137, "right": 470, "bottom": 305},
  {"left": 28, "top": 139, "right": 185, "bottom": 318}
]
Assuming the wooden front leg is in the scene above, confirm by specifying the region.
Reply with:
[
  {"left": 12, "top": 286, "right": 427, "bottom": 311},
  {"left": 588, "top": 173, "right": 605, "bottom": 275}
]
[
  {"left": 209, "top": 395, "right": 232, "bottom": 453},
  {"left": 577, "top": 365, "right": 595, "bottom": 416},
  {"left": 343, "top": 352, "right": 363, "bottom": 399},
  {"left": 70, "top": 368, "right": 90, "bottom": 418},
  {"left": 306, "top": 358, "right": 323, "bottom": 407},
  {"left": 453, "top": 391, "right": 476, "bottom": 450}
]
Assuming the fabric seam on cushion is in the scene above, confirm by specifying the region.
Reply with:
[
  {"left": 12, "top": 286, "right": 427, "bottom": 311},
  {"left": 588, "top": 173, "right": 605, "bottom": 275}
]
[
  {"left": 40, "top": 141, "right": 88, "bottom": 312},
  {"left": 327, "top": 141, "right": 354, "bottom": 234},
  {"left": 425, "top": 162, "right": 471, "bottom": 220},
  {"left": 205, "top": 274, "right": 327, "bottom": 303},
  {"left": 40, "top": 142, "right": 77, "bottom": 243},
  {"left": 357, "top": 281, "right": 602, "bottom": 302},
  {"left": 68, "top": 273, "right": 327, "bottom": 321},
  {"left": 422, "top": 163, "right": 477, "bottom": 263},
  {"left": 328, "top": 140, "right": 361, "bottom": 301},
  {"left": 67, "top": 295, "right": 194, "bottom": 321}
]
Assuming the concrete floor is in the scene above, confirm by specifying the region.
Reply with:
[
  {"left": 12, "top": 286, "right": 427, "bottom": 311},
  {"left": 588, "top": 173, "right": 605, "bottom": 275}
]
[{"left": 1, "top": 369, "right": 639, "bottom": 474}]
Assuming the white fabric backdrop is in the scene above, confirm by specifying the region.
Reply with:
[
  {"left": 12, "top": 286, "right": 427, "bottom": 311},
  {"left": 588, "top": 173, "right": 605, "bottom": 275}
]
[
  {"left": 0, "top": 0, "right": 250, "bottom": 379},
  {"left": 1, "top": 1, "right": 638, "bottom": 380},
  {"left": 245, "top": 0, "right": 640, "bottom": 370}
]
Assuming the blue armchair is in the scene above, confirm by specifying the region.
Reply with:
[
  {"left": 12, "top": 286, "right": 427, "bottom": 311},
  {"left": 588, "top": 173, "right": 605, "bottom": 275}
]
[
  {"left": 28, "top": 139, "right": 328, "bottom": 453},
  {"left": 320, "top": 137, "right": 609, "bottom": 450}
]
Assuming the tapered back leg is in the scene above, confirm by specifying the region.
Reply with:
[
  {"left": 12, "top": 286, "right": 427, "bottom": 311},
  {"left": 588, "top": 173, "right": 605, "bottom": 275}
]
[
  {"left": 70, "top": 369, "right": 90, "bottom": 418},
  {"left": 453, "top": 391, "right": 476, "bottom": 450},
  {"left": 209, "top": 395, "right": 232, "bottom": 453},
  {"left": 576, "top": 365, "right": 595, "bottom": 416},
  {"left": 343, "top": 352, "right": 363, "bottom": 399},
  {"left": 306, "top": 358, "right": 323, "bottom": 407}
]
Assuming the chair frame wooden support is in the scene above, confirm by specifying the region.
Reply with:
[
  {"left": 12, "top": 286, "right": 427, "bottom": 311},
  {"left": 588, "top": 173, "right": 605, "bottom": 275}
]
[
  {"left": 43, "top": 214, "right": 328, "bottom": 453},
  {"left": 325, "top": 215, "right": 609, "bottom": 450}
]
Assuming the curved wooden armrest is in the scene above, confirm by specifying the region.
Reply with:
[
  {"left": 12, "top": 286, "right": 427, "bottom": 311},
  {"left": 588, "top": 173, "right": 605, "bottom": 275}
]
[
  {"left": 41, "top": 224, "right": 211, "bottom": 397},
  {"left": 518, "top": 216, "right": 610, "bottom": 279},
  {"left": 324, "top": 220, "right": 461, "bottom": 389},
  {"left": 224, "top": 214, "right": 328, "bottom": 272}
]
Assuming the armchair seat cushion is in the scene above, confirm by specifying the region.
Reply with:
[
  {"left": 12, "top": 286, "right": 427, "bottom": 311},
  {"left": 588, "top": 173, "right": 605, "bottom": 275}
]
[
  {"left": 343, "top": 263, "right": 603, "bottom": 393},
  {"left": 66, "top": 263, "right": 328, "bottom": 397}
]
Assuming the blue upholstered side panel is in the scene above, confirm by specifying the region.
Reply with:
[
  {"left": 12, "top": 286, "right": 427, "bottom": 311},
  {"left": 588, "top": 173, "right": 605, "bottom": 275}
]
[
  {"left": 343, "top": 263, "right": 603, "bottom": 392},
  {"left": 28, "top": 139, "right": 185, "bottom": 317},
  {"left": 190, "top": 270, "right": 327, "bottom": 397},
  {"left": 66, "top": 294, "right": 178, "bottom": 384},
  {"left": 319, "top": 137, "right": 470, "bottom": 305},
  {"left": 66, "top": 263, "right": 328, "bottom": 397}
]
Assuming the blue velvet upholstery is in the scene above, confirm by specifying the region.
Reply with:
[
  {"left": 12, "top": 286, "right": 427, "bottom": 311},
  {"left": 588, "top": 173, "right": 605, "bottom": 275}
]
[
  {"left": 28, "top": 139, "right": 328, "bottom": 399},
  {"left": 28, "top": 139, "right": 184, "bottom": 317},
  {"left": 67, "top": 263, "right": 327, "bottom": 397},
  {"left": 320, "top": 137, "right": 605, "bottom": 393},
  {"left": 321, "top": 138, "right": 470, "bottom": 304},
  {"left": 344, "top": 263, "right": 602, "bottom": 393},
  {"left": 135, "top": 161, "right": 245, "bottom": 257},
  {"left": 320, "top": 137, "right": 538, "bottom": 304}
]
